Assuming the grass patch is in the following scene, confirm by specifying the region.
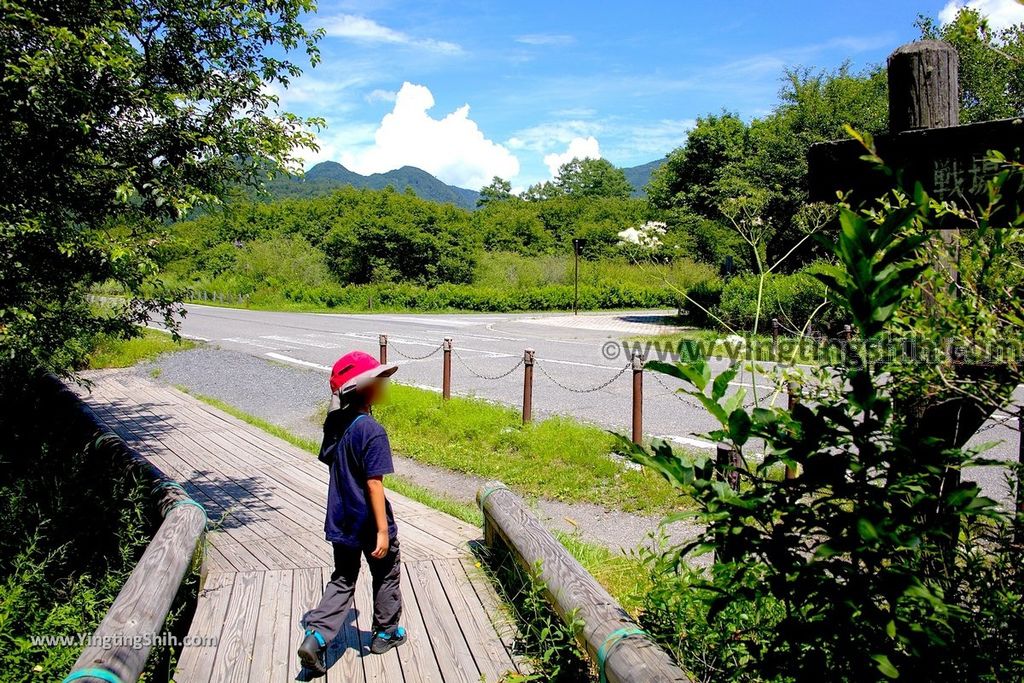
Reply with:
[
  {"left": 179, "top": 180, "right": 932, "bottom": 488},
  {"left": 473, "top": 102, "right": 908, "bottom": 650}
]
[
  {"left": 374, "top": 384, "right": 684, "bottom": 516},
  {"left": 86, "top": 327, "right": 196, "bottom": 369}
]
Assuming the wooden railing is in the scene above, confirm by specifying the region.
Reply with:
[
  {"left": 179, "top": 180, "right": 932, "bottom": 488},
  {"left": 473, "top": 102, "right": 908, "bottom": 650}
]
[
  {"left": 44, "top": 376, "right": 207, "bottom": 683},
  {"left": 477, "top": 481, "right": 692, "bottom": 683}
]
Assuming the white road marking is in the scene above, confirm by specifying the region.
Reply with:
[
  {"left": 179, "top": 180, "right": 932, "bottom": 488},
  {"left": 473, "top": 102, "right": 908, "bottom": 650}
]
[
  {"left": 222, "top": 337, "right": 296, "bottom": 350},
  {"left": 260, "top": 335, "right": 336, "bottom": 349},
  {"left": 660, "top": 434, "right": 717, "bottom": 450},
  {"left": 145, "top": 325, "right": 210, "bottom": 342},
  {"left": 265, "top": 352, "right": 331, "bottom": 371}
]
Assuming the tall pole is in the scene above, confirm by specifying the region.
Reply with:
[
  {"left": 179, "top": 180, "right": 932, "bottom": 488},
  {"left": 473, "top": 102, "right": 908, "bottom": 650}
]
[
  {"left": 631, "top": 353, "right": 644, "bottom": 445},
  {"left": 522, "top": 349, "right": 535, "bottom": 424},
  {"left": 442, "top": 338, "right": 452, "bottom": 400},
  {"left": 786, "top": 381, "right": 799, "bottom": 480},
  {"left": 572, "top": 238, "right": 581, "bottom": 316}
]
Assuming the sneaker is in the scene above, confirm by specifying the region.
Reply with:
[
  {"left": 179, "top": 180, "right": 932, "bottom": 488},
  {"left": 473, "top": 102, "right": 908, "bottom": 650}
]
[
  {"left": 297, "top": 630, "right": 327, "bottom": 676},
  {"left": 370, "top": 626, "right": 407, "bottom": 654}
]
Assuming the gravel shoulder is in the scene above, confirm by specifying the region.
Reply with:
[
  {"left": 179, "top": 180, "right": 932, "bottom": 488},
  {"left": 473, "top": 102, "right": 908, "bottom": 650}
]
[{"left": 136, "top": 346, "right": 700, "bottom": 552}]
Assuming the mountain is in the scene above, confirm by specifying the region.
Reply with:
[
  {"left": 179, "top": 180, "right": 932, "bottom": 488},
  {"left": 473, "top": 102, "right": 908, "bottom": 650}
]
[
  {"left": 264, "top": 158, "right": 668, "bottom": 209},
  {"left": 266, "top": 161, "right": 481, "bottom": 210},
  {"left": 621, "top": 159, "right": 667, "bottom": 197}
]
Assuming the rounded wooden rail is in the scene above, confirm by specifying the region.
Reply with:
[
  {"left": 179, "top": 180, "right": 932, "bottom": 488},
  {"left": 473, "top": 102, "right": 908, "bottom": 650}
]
[
  {"left": 477, "top": 481, "right": 691, "bottom": 683},
  {"left": 42, "top": 376, "right": 207, "bottom": 683}
]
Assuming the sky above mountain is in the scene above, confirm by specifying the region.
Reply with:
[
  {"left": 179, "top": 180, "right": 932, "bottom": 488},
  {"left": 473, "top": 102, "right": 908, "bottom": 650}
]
[{"left": 274, "top": 0, "right": 1024, "bottom": 191}]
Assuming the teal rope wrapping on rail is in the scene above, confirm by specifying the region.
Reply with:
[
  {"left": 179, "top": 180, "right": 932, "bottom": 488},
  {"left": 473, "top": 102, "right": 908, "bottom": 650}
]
[
  {"left": 597, "top": 627, "right": 647, "bottom": 683},
  {"left": 63, "top": 668, "right": 123, "bottom": 683},
  {"left": 166, "top": 498, "right": 207, "bottom": 520},
  {"left": 477, "top": 485, "right": 507, "bottom": 513},
  {"left": 153, "top": 480, "right": 186, "bottom": 495}
]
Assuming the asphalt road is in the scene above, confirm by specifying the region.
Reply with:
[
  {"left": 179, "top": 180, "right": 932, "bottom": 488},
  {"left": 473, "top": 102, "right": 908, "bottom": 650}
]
[{"left": 162, "top": 304, "right": 1021, "bottom": 504}]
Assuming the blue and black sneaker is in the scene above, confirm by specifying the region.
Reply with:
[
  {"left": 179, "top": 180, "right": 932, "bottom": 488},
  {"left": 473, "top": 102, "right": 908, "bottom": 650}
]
[
  {"left": 297, "top": 629, "right": 327, "bottom": 676},
  {"left": 370, "top": 626, "right": 407, "bottom": 655}
]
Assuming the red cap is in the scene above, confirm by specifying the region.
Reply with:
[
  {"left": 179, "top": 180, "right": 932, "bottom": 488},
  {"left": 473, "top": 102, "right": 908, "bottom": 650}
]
[{"left": 330, "top": 351, "right": 398, "bottom": 394}]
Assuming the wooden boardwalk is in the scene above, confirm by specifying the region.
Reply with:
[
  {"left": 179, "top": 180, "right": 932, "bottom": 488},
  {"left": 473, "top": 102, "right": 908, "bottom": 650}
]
[{"left": 76, "top": 371, "right": 523, "bottom": 682}]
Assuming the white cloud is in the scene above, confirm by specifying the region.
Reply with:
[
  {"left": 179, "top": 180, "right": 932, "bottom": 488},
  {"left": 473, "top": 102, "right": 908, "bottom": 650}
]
[
  {"left": 940, "top": 0, "right": 1024, "bottom": 29},
  {"left": 365, "top": 88, "right": 397, "bottom": 104},
  {"left": 320, "top": 14, "right": 463, "bottom": 54},
  {"left": 543, "top": 136, "right": 601, "bottom": 177},
  {"left": 516, "top": 34, "right": 575, "bottom": 46},
  {"left": 341, "top": 82, "right": 520, "bottom": 189},
  {"left": 508, "top": 120, "right": 604, "bottom": 152}
]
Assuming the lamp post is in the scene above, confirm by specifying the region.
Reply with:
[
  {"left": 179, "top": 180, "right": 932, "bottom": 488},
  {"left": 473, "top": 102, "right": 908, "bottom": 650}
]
[{"left": 572, "top": 238, "right": 583, "bottom": 315}]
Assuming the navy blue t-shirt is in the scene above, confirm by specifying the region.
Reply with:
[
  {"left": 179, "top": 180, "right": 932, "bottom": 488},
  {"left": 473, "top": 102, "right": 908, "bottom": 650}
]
[{"left": 319, "top": 409, "right": 398, "bottom": 548}]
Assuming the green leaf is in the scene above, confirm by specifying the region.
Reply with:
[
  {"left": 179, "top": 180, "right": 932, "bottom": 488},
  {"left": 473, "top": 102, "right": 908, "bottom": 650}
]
[{"left": 872, "top": 654, "right": 899, "bottom": 679}]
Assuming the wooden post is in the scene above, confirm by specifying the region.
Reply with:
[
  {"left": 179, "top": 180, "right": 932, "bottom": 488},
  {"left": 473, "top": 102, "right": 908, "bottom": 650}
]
[
  {"left": 631, "top": 353, "right": 644, "bottom": 445},
  {"left": 889, "top": 40, "right": 961, "bottom": 259},
  {"left": 522, "top": 349, "right": 535, "bottom": 424},
  {"left": 442, "top": 338, "right": 452, "bottom": 400},
  {"left": 379, "top": 334, "right": 388, "bottom": 364},
  {"left": 1017, "top": 412, "right": 1023, "bottom": 540},
  {"left": 478, "top": 483, "right": 692, "bottom": 683},
  {"left": 772, "top": 318, "right": 780, "bottom": 358},
  {"left": 888, "top": 40, "right": 959, "bottom": 134},
  {"left": 786, "top": 381, "right": 800, "bottom": 480}
]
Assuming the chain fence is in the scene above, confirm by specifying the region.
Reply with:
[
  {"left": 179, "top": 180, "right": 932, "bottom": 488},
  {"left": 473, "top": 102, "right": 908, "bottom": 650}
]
[
  {"left": 453, "top": 349, "right": 524, "bottom": 380},
  {"left": 387, "top": 340, "right": 443, "bottom": 361},
  {"left": 534, "top": 360, "right": 631, "bottom": 394}
]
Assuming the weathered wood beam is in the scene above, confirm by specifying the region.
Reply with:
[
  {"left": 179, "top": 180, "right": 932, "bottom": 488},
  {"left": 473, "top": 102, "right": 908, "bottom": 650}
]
[{"left": 478, "top": 482, "right": 691, "bottom": 683}]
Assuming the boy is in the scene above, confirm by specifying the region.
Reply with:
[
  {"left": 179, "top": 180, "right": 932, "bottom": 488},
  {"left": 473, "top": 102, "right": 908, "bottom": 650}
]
[{"left": 297, "top": 350, "right": 406, "bottom": 676}]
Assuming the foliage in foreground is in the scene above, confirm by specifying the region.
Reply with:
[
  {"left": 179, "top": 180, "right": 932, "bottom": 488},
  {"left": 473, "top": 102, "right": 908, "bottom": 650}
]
[
  {"left": 0, "top": 0, "right": 320, "bottom": 380},
  {"left": 626, "top": 170, "right": 1024, "bottom": 681},
  {"left": 0, "top": 383, "right": 196, "bottom": 681}
]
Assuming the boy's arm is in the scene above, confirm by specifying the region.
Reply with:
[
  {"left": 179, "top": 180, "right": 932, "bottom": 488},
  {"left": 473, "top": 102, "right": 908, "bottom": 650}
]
[{"left": 367, "top": 476, "right": 389, "bottom": 558}]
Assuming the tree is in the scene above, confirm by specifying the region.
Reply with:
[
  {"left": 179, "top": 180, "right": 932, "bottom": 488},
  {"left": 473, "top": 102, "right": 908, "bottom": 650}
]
[
  {"left": 477, "top": 176, "right": 513, "bottom": 207},
  {"left": 0, "top": 0, "right": 322, "bottom": 378},
  {"left": 553, "top": 157, "right": 633, "bottom": 199},
  {"left": 919, "top": 8, "right": 1024, "bottom": 123}
]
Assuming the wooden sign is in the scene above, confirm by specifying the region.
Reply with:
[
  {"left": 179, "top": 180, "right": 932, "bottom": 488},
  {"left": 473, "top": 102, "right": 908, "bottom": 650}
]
[{"left": 808, "top": 117, "right": 1024, "bottom": 204}]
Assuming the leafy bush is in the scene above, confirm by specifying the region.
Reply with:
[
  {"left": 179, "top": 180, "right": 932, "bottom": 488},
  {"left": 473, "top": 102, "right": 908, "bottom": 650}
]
[
  {"left": 624, "top": 180, "right": 1024, "bottom": 681},
  {"left": 715, "top": 268, "right": 842, "bottom": 333}
]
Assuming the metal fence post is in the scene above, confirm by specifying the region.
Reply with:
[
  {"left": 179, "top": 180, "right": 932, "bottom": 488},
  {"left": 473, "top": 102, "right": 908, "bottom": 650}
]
[
  {"left": 379, "top": 334, "right": 388, "bottom": 364},
  {"left": 631, "top": 353, "right": 644, "bottom": 445},
  {"left": 715, "top": 442, "right": 741, "bottom": 563},
  {"left": 522, "top": 349, "right": 535, "bottom": 424},
  {"left": 442, "top": 338, "right": 452, "bottom": 400},
  {"left": 786, "top": 381, "right": 800, "bottom": 480}
]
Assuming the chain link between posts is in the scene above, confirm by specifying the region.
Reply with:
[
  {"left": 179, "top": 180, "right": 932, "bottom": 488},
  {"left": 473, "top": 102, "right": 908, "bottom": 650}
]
[
  {"left": 453, "top": 349, "right": 525, "bottom": 380},
  {"left": 534, "top": 360, "right": 631, "bottom": 394},
  {"left": 387, "top": 341, "right": 443, "bottom": 361}
]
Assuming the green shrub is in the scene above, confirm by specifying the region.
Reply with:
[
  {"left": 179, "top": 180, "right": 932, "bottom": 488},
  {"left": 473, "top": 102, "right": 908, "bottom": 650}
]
[{"left": 715, "top": 268, "right": 842, "bottom": 333}]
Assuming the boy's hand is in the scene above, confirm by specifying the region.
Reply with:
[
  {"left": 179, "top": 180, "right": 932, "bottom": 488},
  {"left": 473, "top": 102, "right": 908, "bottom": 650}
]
[{"left": 371, "top": 529, "right": 389, "bottom": 559}]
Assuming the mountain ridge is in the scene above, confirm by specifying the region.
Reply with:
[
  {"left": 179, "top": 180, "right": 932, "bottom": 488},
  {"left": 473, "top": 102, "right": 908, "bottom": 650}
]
[{"left": 267, "top": 158, "right": 667, "bottom": 208}]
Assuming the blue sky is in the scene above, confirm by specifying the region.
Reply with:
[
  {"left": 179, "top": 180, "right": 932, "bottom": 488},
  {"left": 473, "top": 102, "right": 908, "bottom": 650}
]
[{"left": 276, "top": 0, "right": 1024, "bottom": 190}]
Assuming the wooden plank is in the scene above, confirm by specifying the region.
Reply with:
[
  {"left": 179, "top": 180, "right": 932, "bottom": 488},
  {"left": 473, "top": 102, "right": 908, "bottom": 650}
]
[
  {"left": 394, "top": 563, "right": 444, "bottom": 683},
  {"left": 292, "top": 567, "right": 327, "bottom": 679},
  {"left": 175, "top": 572, "right": 235, "bottom": 683},
  {"left": 247, "top": 569, "right": 284, "bottom": 682},
  {"left": 457, "top": 559, "right": 520, "bottom": 659},
  {"left": 405, "top": 560, "right": 481, "bottom": 683},
  {"left": 434, "top": 559, "right": 519, "bottom": 681},
  {"left": 357, "top": 567, "right": 404, "bottom": 683},
  {"left": 209, "top": 570, "right": 265, "bottom": 683},
  {"left": 323, "top": 565, "right": 365, "bottom": 683},
  {"left": 270, "top": 570, "right": 296, "bottom": 682}
]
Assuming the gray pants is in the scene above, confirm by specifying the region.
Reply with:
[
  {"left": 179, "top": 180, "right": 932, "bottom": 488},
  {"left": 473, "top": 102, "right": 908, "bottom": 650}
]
[{"left": 303, "top": 537, "right": 403, "bottom": 645}]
